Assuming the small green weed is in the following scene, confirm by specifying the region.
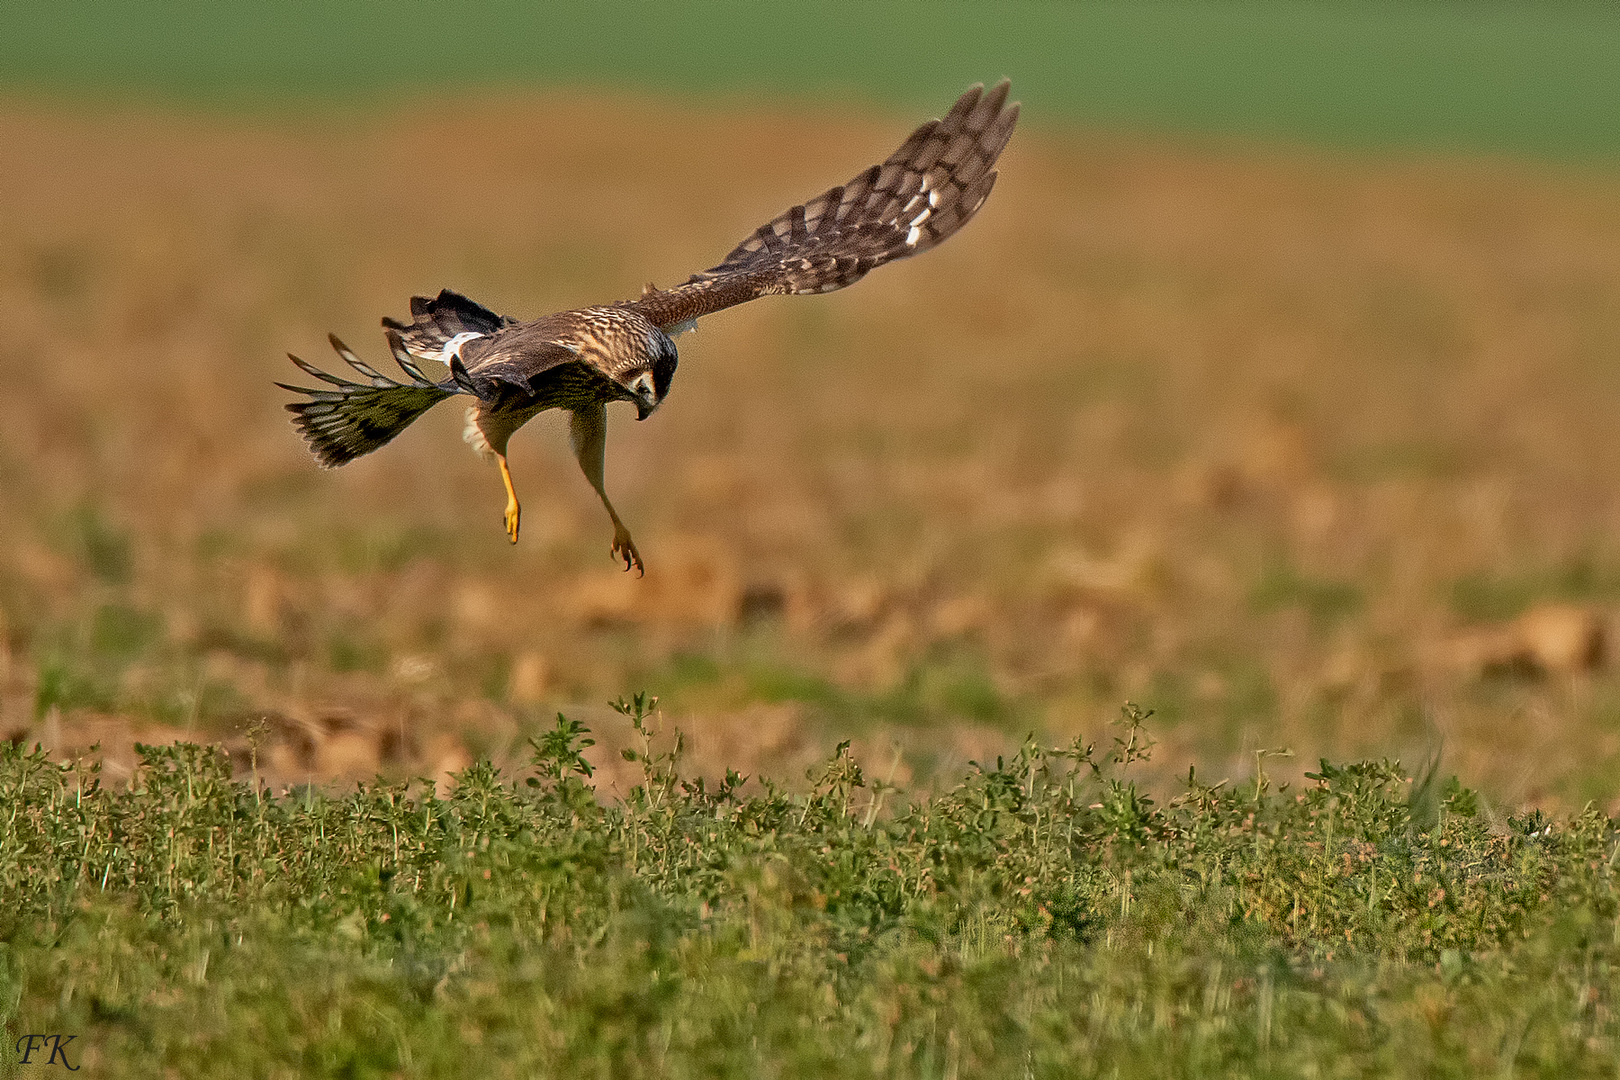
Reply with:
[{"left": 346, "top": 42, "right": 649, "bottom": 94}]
[
  {"left": 32, "top": 652, "right": 116, "bottom": 719},
  {"left": 1251, "top": 556, "right": 1363, "bottom": 632},
  {"left": 1, "top": 701, "right": 1617, "bottom": 1076},
  {"left": 650, "top": 648, "right": 1022, "bottom": 730},
  {"left": 51, "top": 504, "right": 133, "bottom": 585},
  {"left": 1449, "top": 556, "right": 1620, "bottom": 622}
]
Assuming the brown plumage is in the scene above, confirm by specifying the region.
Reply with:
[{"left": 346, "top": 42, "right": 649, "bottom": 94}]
[{"left": 280, "top": 81, "right": 1019, "bottom": 574}]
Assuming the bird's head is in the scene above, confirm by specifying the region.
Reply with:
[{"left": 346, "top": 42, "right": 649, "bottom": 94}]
[{"left": 622, "top": 326, "right": 679, "bottom": 420}]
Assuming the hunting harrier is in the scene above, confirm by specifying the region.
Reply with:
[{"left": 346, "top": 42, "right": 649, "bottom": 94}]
[{"left": 281, "top": 81, "right": 1018, "bottom": 574}]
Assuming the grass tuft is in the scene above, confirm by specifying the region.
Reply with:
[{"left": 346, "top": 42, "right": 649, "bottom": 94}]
[{"left": 3, "top": 701, "right": 1619, "bottom": 1074}]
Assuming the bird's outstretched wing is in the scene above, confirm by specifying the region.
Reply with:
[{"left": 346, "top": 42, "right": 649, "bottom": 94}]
[{"left": 626, "top": 80, "right": 1018, "bottom": 333}]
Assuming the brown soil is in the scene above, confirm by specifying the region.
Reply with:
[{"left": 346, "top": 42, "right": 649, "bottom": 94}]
[{"left": 3, "top": 92, "right": 1620, "bottom": 806}]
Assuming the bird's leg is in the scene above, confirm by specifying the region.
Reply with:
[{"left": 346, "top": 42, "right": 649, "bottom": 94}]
[
  {"left": 496, "top": 452, "right": 521, "bottom": 543},
  {"left": 569, "top": 404, "right": 643, "bottom": 575}
]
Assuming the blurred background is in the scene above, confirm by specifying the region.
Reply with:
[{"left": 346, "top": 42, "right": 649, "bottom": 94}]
[{"left": 4, "top": 0, "right": 1620, "bottom": 806}]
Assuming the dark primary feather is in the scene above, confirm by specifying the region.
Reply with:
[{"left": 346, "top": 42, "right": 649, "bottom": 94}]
[
  {"left": 628, "top": 79, "right": 1018, "bottom": 332},
  {"left": 278, "top": 332, "right": 465, "bottom": 467}
]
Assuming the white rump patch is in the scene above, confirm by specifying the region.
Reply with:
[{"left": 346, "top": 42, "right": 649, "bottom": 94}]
[{"left": 439, "top": 332, "right": 483, "bottom": 362}]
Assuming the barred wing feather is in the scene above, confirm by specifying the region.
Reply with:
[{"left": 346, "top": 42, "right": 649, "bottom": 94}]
[{"left": 629, "top": 80, "right": 1018, "bottom": 332}]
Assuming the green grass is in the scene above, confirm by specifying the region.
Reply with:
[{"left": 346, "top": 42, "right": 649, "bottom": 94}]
[
  {"left": 5, "top": 698, "right": 1620, "bottom": 1076},
  {"left": 1251, "top": 556, "right": 1364, "bottom": 632},
  {"left": 1449, "top": 557, "right": 1620, "bottom": 623},
  {"left": 6, "top": 1, "right": 1620, "bottom": 157},
  {"left": 644, "top": 646, "right": 1025, "bottom": 732}
]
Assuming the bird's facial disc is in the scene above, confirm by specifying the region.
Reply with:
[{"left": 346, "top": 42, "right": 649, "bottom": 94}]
[
  {"left": 629, "top": 371, "right": 660, "bottom": 420},
  {"left": 633, "top": 329, "right": 679, "bottom": 420}
]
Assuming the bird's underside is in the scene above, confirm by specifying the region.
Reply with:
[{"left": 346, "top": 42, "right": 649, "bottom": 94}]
[{"left": 280, "top": 80, "right": 1019, "bottom": 574}]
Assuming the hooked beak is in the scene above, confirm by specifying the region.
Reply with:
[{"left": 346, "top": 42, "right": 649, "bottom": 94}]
[{"left": 636, "top": 399, "right": 655, "bottom": 421}]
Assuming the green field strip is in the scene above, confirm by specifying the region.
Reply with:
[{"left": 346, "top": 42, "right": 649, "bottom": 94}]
[{"left": 4, "top": 1, "right": 1620, "bottom": 157}]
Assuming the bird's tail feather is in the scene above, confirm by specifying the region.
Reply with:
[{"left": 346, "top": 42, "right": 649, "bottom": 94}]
[{"left": 279, "top": 331, "right": 463, "bottom": 467}]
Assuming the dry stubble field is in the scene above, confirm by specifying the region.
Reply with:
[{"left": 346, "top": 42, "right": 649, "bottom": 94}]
[{"left": 3, "top": 91, "right": 1620, "bottom": 807}]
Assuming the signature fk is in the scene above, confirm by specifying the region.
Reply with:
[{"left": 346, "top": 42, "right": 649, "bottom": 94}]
[{"left": 15, "top": 1035, "right": 79, "bottom": 1070}]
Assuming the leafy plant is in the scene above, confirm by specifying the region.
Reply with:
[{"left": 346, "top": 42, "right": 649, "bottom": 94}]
[{"left": 0, "top": 701, "right": 1615, "bottom": 1077}]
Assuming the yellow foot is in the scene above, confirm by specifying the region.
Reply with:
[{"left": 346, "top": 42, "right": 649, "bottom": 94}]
[
  {"left": 496, "top": 453, "right": 523, "bottom": 544},
  {"left": 612, "top": 528, "right": 644, "bottom": 576}
]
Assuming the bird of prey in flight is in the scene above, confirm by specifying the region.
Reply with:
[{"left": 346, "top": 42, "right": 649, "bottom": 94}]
[{"left": 280, "top": 81, "right": 1018, "bottom": 574}]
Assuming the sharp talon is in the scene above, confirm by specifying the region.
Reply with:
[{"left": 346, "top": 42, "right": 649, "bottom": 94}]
[{"left": 611, "top": 532, "right": 643, "bottom": 576}]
